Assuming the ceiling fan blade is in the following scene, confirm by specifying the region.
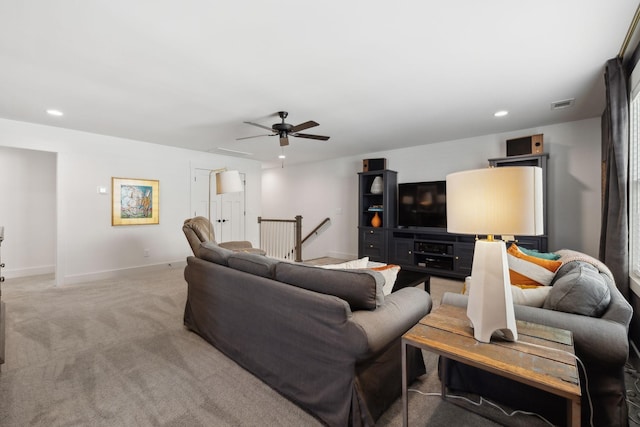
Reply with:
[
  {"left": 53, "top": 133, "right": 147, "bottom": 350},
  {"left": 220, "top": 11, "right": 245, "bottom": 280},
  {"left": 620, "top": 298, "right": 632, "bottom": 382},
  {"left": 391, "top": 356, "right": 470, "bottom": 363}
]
[
  {"left": 292, "top": 133, "right": 330, "bottom": 141},
  {"left": 236, "top": 133, "right": 275, "bottom": 140},
  {"left": 243, "top": 121, "right": 274, "bottom": 132},
  {"left": 289, "top": 120, "right": 319, "bottom": 133},
  {"left": 280, "top": 135, "right": 289, "bottom": 146}
]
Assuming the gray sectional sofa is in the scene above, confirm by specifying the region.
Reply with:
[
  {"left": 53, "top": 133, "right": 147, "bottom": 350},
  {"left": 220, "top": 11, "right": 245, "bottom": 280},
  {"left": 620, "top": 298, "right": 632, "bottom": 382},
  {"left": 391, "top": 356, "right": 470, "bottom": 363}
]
[
  {"left": 440, "top": 249, "right": 633, "bottom": 427},
  {"left": 183, "top": 242, "right": 432, "bottom": 427}
]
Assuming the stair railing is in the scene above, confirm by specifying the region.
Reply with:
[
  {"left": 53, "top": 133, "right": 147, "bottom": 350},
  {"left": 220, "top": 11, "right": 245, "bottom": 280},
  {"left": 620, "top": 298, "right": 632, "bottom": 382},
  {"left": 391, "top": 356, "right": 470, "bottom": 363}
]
[
  {"left": 258, "top": 216, "right": 302, "bottom": 262},
  {"left": 301, "top": 217, "right": 331, "bottom": 245},
  {"left": 258, "top": 216, "right": 331, "bottom": 262}
]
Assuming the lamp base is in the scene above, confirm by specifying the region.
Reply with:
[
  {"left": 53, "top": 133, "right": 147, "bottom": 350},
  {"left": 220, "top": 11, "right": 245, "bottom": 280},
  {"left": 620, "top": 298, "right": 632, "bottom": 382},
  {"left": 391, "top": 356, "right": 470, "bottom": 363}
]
[{"left": 467, "top": 239, "right": 517, "bottom": 343}]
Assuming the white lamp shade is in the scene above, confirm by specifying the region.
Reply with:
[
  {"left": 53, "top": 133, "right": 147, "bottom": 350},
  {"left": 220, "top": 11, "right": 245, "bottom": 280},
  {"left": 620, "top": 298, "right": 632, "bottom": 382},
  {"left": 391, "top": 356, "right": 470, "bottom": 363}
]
[
  {"left": 216, "top": 170, "right": 243, "bottom": 194},
  {"left": 446, "top": 166, "right": 543, "bottom": 236}
]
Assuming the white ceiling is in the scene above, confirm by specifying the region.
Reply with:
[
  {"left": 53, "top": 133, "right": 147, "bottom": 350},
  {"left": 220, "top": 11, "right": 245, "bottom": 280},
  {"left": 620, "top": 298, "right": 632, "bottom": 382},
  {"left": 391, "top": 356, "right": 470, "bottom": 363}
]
[{"left": 0, "top": 1, "right": 638, "bottom": 169}]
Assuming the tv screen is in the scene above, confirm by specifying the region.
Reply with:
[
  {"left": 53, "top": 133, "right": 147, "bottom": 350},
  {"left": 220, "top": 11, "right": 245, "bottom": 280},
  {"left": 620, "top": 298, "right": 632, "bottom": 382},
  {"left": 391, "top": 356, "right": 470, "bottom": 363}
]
[{"left": 398, "top": 181, "right": 447, "bottom": 228}]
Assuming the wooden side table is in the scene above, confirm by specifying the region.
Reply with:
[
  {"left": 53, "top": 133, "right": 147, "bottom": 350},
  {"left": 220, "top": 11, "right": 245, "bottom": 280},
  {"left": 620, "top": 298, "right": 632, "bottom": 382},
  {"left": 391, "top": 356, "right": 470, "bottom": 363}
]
[{"left": 402, "top": 304, "right": 581, "bottom": 427}]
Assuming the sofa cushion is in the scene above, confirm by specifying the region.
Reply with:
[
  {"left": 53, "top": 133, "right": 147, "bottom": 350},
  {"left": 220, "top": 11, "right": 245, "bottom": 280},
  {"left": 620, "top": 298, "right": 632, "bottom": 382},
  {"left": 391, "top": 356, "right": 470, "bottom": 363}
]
[
  {"left": 198, "top": 242, "right": 234, "bottom": 266},
  {"left": 507, "top": 243, "right": 562, "bottom": 287},
  {"left": 228, "top": 252, "right": 278, "bottom": 279},
  {"left": 275, "top": 262, "right": 384, "bottom": 310},
  {"left": 543, "top": 261, "right": 611, "bottom": 317}
]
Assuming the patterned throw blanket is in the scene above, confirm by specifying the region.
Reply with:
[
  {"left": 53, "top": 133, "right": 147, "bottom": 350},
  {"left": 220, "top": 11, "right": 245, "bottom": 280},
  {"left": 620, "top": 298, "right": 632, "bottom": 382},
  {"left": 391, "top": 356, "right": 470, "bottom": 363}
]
[{"left": 555, "top": 248, "right": 614, "bottom": 283}]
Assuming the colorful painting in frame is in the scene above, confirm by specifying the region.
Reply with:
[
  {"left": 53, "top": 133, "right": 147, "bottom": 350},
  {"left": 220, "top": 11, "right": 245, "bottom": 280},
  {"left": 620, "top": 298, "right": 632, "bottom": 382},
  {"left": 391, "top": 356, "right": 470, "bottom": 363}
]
[{"left": 111, "top": 177, "right": 159, "bottom": 225}]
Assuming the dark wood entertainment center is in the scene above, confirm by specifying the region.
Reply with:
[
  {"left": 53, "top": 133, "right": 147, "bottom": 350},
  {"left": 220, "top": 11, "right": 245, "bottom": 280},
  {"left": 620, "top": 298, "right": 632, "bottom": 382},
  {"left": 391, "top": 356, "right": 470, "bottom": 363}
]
[{"left": 357, "top": 153, "right": 549, "bottom": 279}]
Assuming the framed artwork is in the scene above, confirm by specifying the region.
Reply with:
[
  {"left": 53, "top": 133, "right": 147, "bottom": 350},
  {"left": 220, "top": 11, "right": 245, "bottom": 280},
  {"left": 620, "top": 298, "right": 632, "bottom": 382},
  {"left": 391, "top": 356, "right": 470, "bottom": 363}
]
[{"left": 111, "top": 177, "right": 159, "bottom": 226}]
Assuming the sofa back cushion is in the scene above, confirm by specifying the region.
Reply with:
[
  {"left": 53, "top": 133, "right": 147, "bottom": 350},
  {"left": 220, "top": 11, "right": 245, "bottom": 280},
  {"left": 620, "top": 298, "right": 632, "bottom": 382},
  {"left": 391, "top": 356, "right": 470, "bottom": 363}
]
[
  {"left": 197, "top": 242, "right": 234, "bottom": 266},
  {"left": 544, "top": 261, "right": 611, "bottom": 317},
  {"left": 228, "top": 252, "right": 279, "bottom": 279},
  {"left": 275, "top": 262, "right": 384, "bottom": 310}
]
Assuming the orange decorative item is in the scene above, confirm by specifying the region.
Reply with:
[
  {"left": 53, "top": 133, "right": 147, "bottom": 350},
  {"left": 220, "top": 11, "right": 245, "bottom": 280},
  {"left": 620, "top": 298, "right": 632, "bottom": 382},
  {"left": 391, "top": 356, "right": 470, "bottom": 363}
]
[{"left": 371, "top": 212, "right": 381, "bottom": 227}]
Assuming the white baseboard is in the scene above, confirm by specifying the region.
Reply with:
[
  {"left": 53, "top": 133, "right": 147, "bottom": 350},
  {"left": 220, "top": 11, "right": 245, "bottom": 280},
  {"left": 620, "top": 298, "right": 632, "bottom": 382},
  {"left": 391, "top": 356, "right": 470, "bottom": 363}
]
[
  {"left": 3, "top": 264, "right": 55, "bottom": 279},
  {"left": 60, "top": 260, "right": 187, "bottom": 285}
]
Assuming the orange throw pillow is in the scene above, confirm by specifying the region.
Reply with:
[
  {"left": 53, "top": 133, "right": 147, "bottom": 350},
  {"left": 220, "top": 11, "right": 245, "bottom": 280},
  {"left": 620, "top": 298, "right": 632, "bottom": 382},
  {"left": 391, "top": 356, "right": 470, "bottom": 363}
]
[{"left": 507, "top": 244, "right": 562, "bottom": 287}]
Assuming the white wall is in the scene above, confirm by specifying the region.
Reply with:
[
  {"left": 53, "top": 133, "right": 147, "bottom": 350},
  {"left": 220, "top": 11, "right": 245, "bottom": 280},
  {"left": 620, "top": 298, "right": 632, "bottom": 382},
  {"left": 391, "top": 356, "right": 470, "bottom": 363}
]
[
  {"left": 262, "top": 117, "right": 602, "bottom": 260},
  {"left": 1, "top": 115, "right": 601, "bottom": 281},
  {"left": 0, "top": 118, "right": 262, "bottom": 284},
  {"left": 0, "top": 147, "right": 56, "bottom": 276},
  {"left": 262, "top": 159, "right": 362, "bottom": 260}
]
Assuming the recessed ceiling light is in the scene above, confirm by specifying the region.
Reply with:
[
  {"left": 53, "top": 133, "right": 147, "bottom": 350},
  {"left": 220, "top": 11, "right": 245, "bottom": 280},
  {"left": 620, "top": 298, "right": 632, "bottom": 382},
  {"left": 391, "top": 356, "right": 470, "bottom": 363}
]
[
  {"left": 46, "top": 109, "right": 64, "bottom": 116},
  {"left": 494, "top": 110, "right": 509, "bottom": 117}
]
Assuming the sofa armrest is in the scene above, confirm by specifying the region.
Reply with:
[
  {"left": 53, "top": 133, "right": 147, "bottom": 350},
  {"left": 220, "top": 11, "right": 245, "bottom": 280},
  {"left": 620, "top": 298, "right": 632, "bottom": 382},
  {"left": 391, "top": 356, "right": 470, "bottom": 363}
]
[
  {"left": 351, "top": 287, "right": 432, "bottom": 355},
  {"left": 601, "top": 284, "right": 633, "bottom": 327},
  {"left": 442, "top": 292, "right": 629, "bottom": 366}
]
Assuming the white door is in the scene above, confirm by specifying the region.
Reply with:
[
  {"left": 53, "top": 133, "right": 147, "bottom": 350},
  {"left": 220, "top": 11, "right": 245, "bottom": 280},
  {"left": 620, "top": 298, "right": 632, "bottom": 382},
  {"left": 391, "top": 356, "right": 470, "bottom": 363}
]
[{"left": 191, "top": 168, "right": 246, "bottom": 242}]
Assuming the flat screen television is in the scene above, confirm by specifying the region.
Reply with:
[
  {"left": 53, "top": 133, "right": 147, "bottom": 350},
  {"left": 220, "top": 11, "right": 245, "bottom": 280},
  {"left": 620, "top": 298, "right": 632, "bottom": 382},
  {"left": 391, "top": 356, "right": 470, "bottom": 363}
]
[{"left": 398, "top": 181, "right": 447, "bottom": 229}]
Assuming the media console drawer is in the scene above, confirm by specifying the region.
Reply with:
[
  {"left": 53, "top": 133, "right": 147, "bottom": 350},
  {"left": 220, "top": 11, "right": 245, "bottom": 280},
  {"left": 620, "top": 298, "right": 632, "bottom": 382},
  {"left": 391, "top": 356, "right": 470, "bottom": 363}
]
[
  {"left": 362, "top": 229, "right": 384, "bottom": 245},
  {"left": 359, "top": 228, "right": 386, "bottom": 262}
]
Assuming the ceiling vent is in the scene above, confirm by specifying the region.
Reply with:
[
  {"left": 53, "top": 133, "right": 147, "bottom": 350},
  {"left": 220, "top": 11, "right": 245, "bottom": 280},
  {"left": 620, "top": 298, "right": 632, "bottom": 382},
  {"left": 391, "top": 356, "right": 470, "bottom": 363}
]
[{"left": 550, "top": 98, "right": 575, "bottom": 110}]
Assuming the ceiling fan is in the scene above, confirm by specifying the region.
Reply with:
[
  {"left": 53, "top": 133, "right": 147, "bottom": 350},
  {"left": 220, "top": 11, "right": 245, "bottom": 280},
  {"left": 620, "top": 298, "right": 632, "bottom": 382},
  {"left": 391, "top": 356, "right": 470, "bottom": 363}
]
[{"left": 237, "top": 111, "right": 330, "bottom": 146}]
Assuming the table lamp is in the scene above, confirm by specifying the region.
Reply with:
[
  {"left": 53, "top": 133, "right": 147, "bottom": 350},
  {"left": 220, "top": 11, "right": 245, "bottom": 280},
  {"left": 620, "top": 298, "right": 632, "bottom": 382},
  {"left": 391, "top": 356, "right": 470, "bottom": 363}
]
[{"left": 446, "top": 166, "right": 543, "bottom": 342}]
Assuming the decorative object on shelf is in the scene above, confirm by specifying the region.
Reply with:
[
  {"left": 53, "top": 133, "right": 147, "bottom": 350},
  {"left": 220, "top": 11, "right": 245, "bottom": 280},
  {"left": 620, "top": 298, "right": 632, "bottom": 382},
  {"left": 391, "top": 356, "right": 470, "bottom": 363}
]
[
  {"left": 367, "top": 205, "right": 383, "bottom": 212},
  {"left": 506, "top": 133, "right": 543, "bottom": 157},
  {"left": 112, "top": 177, "right": 160, "bottom": 226},
  {"left": 370, "top": 176, "right": 383, "bottom": 194},
  {"left": 446, "top": 166, "right": 543, "bottom": 343},
  {"left": 362, "top": 158, "right": 387, "bottom": 172},
  {"left": 371, "top": 212, "right": 382, "bottom": 228}
]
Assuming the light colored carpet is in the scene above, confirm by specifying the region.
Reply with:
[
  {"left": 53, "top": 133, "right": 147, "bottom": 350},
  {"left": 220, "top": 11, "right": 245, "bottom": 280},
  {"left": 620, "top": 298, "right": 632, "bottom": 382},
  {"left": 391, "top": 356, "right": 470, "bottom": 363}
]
[{"left": 0, "top": 265, "right": 552, "bottom": 426}]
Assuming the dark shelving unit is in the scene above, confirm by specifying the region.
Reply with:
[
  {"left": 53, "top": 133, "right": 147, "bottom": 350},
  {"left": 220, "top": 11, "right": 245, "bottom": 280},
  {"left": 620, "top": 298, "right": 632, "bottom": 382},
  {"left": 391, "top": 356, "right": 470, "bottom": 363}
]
[{"left": 357, "top": 170, "right": 397, "bottom": 262}]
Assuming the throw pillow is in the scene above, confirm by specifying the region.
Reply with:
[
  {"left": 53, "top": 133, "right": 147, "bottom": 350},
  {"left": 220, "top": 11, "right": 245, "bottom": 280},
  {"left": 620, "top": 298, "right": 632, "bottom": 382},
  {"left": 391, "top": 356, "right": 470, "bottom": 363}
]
[
  {"left": 463, "top": 276, "right": 551, "bottom": 308},
  {"left": 517, "top": 246, "right": 561, "bottom": 260},
  {"left": 370, "top": 264, "right": 401, "bottom": 295},
  {"left": 510, "top": 285, "right": 552, "bottom": 307},
  {"left": 507, "top": 244, "right": 562, "bottom": 287},
  {"left": 543, "top": 261, "right": 611, "bottom": 317},
  {"left": 321, "top": 259, "right": 399, "bottom": 295},
  {"left": 320, "top": 257, "right": 370, "bottom": 269}
]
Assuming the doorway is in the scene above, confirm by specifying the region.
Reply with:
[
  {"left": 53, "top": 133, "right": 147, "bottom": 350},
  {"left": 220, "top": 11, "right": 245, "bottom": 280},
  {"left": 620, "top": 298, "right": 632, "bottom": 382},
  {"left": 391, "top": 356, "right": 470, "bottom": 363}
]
[{"left": 190, "top": 168, "right": 246, "bottom": 243}]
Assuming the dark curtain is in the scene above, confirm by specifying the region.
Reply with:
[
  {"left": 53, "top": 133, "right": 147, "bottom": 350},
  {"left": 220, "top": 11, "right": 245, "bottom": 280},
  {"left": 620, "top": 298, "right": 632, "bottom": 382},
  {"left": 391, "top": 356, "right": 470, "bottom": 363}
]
[{"left": 600, "top": 57, "right": 630, "bottom": 300}]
